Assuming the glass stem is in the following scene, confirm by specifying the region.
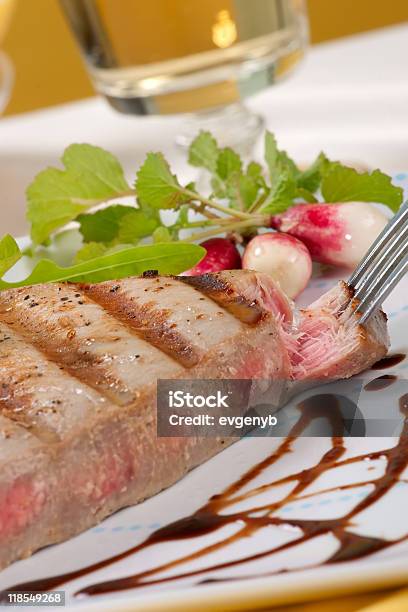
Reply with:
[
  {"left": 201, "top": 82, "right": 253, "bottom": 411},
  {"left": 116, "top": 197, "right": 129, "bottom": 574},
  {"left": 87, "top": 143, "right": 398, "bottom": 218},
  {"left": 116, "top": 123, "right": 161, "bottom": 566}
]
[{"left": 175, "top": 102, "right": 264, "bottom": 157}]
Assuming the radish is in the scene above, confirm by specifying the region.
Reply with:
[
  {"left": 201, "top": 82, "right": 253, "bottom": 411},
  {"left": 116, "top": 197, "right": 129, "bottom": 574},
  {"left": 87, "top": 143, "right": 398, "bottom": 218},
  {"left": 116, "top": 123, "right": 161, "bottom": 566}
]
[
  {"left": 182, "top": 237, "right": 241, "bottom": 276},
  {"left": 270, "top": 202, "right": 388, "bottom": 269},
  {"left": 243, "top": 233, "right": 312, "bottom": 299}
]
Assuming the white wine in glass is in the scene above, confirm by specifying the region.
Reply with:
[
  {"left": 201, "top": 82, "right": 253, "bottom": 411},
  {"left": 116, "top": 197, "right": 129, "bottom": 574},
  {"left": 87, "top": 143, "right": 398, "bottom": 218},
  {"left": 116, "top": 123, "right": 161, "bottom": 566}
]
[{"left": 60, "top": 0, "right": 308, "bottom": 150}]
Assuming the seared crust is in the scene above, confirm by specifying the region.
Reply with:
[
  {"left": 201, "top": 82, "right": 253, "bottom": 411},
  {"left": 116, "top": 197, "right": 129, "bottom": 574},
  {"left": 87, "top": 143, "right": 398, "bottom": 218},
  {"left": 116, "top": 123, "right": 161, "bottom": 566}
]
[
  {"left": 83, "top": 276, "right": 245, "bottom": 368},
  {"left": 0, "top": 275, "right": 389, "bottom": 569},
  {"left": 0, "top": 271, "right": 289, "bottom": 569},
  {"left": 180, "top": 270, "right": 293, "bottom": 324},
  {"left": 179, "top": 273, "right": 265, "bottom": 324}
]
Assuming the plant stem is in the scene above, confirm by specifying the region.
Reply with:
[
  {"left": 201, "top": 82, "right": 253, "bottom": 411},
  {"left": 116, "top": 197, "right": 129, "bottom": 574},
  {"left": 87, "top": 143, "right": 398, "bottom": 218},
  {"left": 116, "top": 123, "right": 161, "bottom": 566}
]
[
  {"left": 185, "top": 215, "right": 262, "bottom": 230},
  {"left": 247, "top": 191, "right": 268, "bottom": 214},
  {"left": 183, "top": 189, "right": 252, "bottom": 221},
  {"left": 189, "top": 203, "right": 221, "bottom": 220},
  {"left": 181, "top": 218, "right": 264, "bottom": 243},
  {"left": 183, "top": 219, "right": 221, "bottom": 229}
]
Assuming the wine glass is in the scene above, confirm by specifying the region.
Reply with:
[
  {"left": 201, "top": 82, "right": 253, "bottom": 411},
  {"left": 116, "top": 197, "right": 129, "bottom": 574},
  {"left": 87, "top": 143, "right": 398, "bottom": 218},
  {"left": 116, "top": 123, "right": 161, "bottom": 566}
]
[{"left": 60, "top": 0, "right": 308, "bottom": 154}]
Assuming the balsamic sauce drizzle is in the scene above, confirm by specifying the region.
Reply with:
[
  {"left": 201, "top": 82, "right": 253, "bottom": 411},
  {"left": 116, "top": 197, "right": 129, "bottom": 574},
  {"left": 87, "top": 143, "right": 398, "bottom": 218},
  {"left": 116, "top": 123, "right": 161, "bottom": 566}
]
[
  {"left": 2, "top": 393, "right": 408, "bottom": 601},
  {"left": 371, "top": 353, "right": 406, "bottom": 370},
  {"left": 364, "top": 374, "right": 398, "bottom": 392}
]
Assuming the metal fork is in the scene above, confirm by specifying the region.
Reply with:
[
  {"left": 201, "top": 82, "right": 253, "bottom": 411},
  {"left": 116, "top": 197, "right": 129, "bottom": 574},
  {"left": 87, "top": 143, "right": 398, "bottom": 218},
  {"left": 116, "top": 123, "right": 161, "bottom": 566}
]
[{"left": 347, "top": 200, "right": 408, "bottom": 323}]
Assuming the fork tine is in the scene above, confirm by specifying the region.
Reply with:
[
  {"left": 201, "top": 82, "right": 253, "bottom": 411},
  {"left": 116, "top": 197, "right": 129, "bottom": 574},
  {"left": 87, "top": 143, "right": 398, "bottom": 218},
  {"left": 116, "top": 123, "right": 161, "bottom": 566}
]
[
  {"left": 348, "top": 200, "right": 408, "bottom": 289},
  {"left": 356, "top": 237, "right": 408, "bottom": 314},
  {"left": 359, "top": 255, "right": 408, "bottom": 323},
  {"left": 353, "top": 220, "right": 408, "bottom": 301}
]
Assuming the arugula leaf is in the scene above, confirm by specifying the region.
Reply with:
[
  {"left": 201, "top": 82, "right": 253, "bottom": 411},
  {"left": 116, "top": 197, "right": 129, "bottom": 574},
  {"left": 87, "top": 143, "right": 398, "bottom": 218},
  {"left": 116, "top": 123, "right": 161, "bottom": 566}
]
[
  {"left": 321, "top": 164, "right": 403, "bottom": 211},
  {"left": 188, "top": 131, "right": 219, "bottom": 172},
  {"left": 152, "top": 226, "right": 173, "bottom": 243},
  {"left": 260, "top": 171, "right": 297, "bottom": 214},
  {"left": 63, "top": 144, "right": 129, "bottom": 193},
  {"left": 0, "top": 243, "right": 204, "bottom": 290},
  {"left": 259, "top": 133, "right": 301, "bottom": 213},
  {"left": 216, "top": 148, "right": 242, "bottom": 181},
  {"left": 136, "top": 153, "right": 188, "bottom": 209},
  {"left": 264, "top": 131, "right": 299, "bottom": 185},
  {"left": 296, "top": 188, "right": 318, "bottom": 203},
  {"left": 74, "top": 242, "right": 138, "bottom": 264},
  {"left": 78, "top": 205, "right": 158, "bottom": 244},
  {"left": 115, "top": 211, "right": 159, "bottom": 244},
  {"left": 238, "top": 174, "right": 260, "bottom": 208},
  {"left": 297, "top": 152, "right": 329, "bottom": 192},
  {"left": 0, "top": 235, "right": 22, "bottom": 277},
  {"left": 27, "top": 144, "right": 130, "bottom": 245},
  {"left": 246, "top": 161, "right": 268, "bottom": 192},
  {"left": 247, "top": 161, "right": 263, "bottom": 179},
  {"left": 74, "top": 242, "right": 108, "bottom": 263},
  {"left": 172, "top": 204, "right": 190, "bottom": 230},
  {"left": 188, "top": 133, "right": 264, "bottom": 212},
  {"left": 264, "top": 131, "right": 279, "bottom": 181},
  {"left": 78, "top": 206, "right": 132, "bottom": 243},
  {"left": 277, "top": 151, "right": 300, "bottom": 181}
]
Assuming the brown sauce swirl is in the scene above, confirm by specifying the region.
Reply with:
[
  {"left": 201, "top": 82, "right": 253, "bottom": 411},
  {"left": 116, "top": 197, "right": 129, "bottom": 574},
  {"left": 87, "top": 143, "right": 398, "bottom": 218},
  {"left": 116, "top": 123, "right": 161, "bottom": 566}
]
[
  {"left": 364, "top": 375, "right": 398, "bottom": 391},
  {"left": 371, "top": 353, "right": 406, "bottom": 370},
  {"left": 2, "top": 393, "right": 408, "bottom": 601}
]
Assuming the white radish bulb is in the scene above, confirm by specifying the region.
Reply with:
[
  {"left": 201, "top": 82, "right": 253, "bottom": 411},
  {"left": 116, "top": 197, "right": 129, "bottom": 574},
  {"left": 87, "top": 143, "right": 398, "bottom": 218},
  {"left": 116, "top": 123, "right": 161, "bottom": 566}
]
[
  {"left": 331, "top": 202, "right": 388, "bottom": 268},
  {"left": 270, "top": 202, "right": 389, "bottom": 269},
  {"left": 243, "top": 233, "right": 312, "bottom": 299}
]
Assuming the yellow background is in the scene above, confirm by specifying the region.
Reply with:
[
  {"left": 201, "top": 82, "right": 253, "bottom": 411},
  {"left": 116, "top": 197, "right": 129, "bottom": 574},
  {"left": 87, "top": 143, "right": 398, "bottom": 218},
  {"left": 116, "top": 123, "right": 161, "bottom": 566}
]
[
  {"left": 1, "top": 3, "right": 408, "bottom": 611},
  {"left": 1, "top": 0, "right": 408, "bottom": 116}
]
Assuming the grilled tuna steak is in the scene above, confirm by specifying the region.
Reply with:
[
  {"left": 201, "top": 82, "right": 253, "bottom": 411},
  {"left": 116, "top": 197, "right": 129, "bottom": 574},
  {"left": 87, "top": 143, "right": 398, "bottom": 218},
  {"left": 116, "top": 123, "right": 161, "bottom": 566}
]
[
  {"left": 0, "top": 271, "right": 388, "bottom": 569},
  {"left": 293, "top": 281, "right": 389, "bottom": 380}
]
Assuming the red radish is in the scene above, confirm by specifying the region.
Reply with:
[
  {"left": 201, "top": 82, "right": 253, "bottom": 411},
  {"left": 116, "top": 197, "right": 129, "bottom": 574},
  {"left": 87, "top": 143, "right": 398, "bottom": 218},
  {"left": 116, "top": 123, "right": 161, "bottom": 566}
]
[
  {"left": 270, "top": 202, "right": 388, "bottom": 269},
  {"left": 182, "top": 237, "right": 241, "bottom": 276},
  {"left": 243, "top": 233, "right": 312, "bottom": 299}
]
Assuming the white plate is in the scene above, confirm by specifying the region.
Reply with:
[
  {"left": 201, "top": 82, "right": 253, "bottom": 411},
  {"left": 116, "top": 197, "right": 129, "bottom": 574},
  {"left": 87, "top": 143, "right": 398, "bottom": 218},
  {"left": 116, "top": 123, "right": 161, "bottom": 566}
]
[{"left": 0, "top": 178, "right": 408, "bottom": 612}]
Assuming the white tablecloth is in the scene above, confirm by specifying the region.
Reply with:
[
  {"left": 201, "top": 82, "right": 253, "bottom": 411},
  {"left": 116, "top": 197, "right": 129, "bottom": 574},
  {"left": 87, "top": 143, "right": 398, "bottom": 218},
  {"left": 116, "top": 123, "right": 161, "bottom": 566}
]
[{"left": 0, "top": 23, "right": 407, "bottom": 236}]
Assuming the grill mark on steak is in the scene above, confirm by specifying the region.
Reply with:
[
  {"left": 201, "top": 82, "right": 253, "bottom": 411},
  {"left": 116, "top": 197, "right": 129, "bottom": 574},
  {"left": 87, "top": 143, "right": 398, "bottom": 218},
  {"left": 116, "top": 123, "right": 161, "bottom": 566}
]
[
  {"left": 0, "top": 383, "right": 35, "bottom": 428},
  {"left": 179, "top": 272, "right": 267, "bottom": 324},
  {"left": 0, "top": 284, "right": 184, "bottom": 405},
  {"left": 0, "top": 399, "right": 60, "bottom": 444},
  {"left": 0, "top": 325, "right": 58, "bottom": 440},
  {"left": 180, "top": 270, "right": 293, "bottom": 325},
  {"left": 83, "top": 276, "right": 245, "bottom": 368},
  {"left": 0, "top": 321, "right": 107, "bottom": 439},
  {"left": 84, "top": 288, "right": 201, "bottom": 368},
  {"left": 0, "top": 380, "right": 60, "bottom": 444}
]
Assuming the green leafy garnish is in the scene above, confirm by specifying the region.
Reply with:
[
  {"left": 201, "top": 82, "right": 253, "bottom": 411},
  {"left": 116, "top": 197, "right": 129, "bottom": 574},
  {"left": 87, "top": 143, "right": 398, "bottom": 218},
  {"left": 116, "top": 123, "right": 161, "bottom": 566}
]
[
  {"left": 264, "top": 132, "right": 299, "bottom": 184},
  {"left": 152, "top": 226, "right": 173, "bottom": 243},
  {"left": 0, "top": 235, "right": 22, "bottom": 278},
  {"left": 0, "top": 242, "right": 204, "bottom": 290},
  {"left": 1, "top": 128, "right": 401, "bottom": 291},
  {"left": 260, "top": 171, "right": 297, "bottom": 214},
  {"left": 216, "top": 148, "right": 242, "bottom": 181},
  {"left": 27, "top": 144, "right": 131, "bottom": 244},
  {"left": 78, "top": 205, "right": 158, "bottom": 244},
  {"left": 136, "top": 153, "right": 187, "bottom": 209},
  {"left": 188, "top": 131, "right": 219, "bottom": 173},
  {"left": 297, "top": 152, "right": 329, "bottom": 193},
  {"left": 73, "top": 241, "right": 109, "bottom": 263},
  {"left": 321, "top": 164, "right": 403, "bottom": 212}
]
